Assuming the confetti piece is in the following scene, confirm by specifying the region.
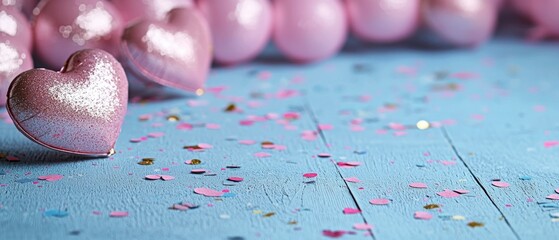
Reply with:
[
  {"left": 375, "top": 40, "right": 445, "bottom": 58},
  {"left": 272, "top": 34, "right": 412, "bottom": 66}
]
[
  {"left": 38, "top": 174, "right": 63, "bottom": 182},
  {"left": 547, "top": 194, "right": 559, "bottom": 200},
  {"left": 191, "top": 169, "right": 207, "bottom": 174},
  {"left": 437, "top": 190, "right": 460, "bottom": 198},
  {"left": 467, "top": 221, "right": 484, "bottom": 228},
  {"left": 145, "top": 175, "right": 160, "bottom": 180},
  {"left": 303, "top": 173, "right": 318, "bottom": 178},
  {"left": 343, "top": 208, "right": 361, "bottom": 214},
  {"left": 254, "top": 152, "right": 271, "bottom": 158},
  {"left": 322, "top": 230, "right": 346, "bottom": 238},
  {"left": 318, "top": 124, "right": 334, "bottom": 131},
  {"left": 353, "top": 223, "right": 373, "bottom": 230},
  {"left": 160, "top": 175, "right": 175, "bottom": 181},
  {"left": 198, "top": 143, "right": 213, "bottom": 149},
  {"left": 44, "top": 209, "right": 69, "bottom": 218},
  {"left": 147, "top": 132, "right": 164, "bottom": 138},
  {"left": 409, "top": 182, "right": 428, "bottom": 189},
  {"left": 138, "top": 158, "right": 154, "bottom": 165},
  {"left": 6, "top": 156, "right": 19, "bottom": 162},
  {"left": 544, "top": 141, "right": 559, "bottom": 148},
  {"left": 185, "top": 159, "right": 202, "bottom": 165},
  {"left": 239, "top": 140, "right": 256, "bottom": 145},
  {"left": 109, "top": 211, "right": 129, "bottom": 217},
  {"left": 369, "top": 198, "right": 390, "bottom": 205},
  {"left": 556, "top": 188, "right": 559, "bottom": 194},
  {"left": 424, "top": 204, "right": 440, "bottom": 210},
  {"left": 344, "top": 177, "right": 360, "bottom": 183},
  {"left": 414, "top": 211, "right": 433, "bottom": 220},
  {"left": 491, "top": 181, "right": 510, "bottom": 188},
  {"left": 317, "top": 153, "right": 331, "bottom": 158},
  {"left": 194, "top": 188, "right": 224, "bottom": 197},
  {"left": 337, "top": 161, "right": 361, "bottom": 168},
  {"left": 228, "top": 177, "right": 244, "bottom": 182},
  {"left": 519, "top": 176, "right": 532, "bottom": 181}
]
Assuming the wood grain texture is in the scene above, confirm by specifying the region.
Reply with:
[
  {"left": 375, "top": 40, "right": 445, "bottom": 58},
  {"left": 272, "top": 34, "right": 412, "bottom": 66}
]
[{"left": 1, "top": 38, "right": 558, "bottom": 239}]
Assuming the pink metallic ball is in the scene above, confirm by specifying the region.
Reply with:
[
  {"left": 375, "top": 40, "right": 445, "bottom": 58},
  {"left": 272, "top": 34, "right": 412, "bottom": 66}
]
[
  {"left": 422, "top": 0, "right": 497, "bottom": 47},
  {"left": 0, "top": 39, "right": 33, "bottom": 106},
  {"left": 530, "top": 0, "right": 559, "bottom": 35},
  {"left": 273, "top": 0, "right": 347, "bottom": 63},
  {"left": 0, "top": 6, "right": 32, "bottom": 50},
  {"left": 198, "top": 0, "right": 272, "bottom": 65},
  {"left": 33, "top": 0, "right": 123, "bottom": 68},
  {"left": 346, "top": 0, "right": 420, "bottom": 43},
  {"left": 111, "top": 0, "right": 194, "bottom": 24}
]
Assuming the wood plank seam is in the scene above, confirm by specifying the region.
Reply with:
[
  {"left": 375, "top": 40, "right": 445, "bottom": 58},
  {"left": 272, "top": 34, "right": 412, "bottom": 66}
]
[
  {"left": 442, "top": 127, "right": 521, "bottom": 240},
  {"left": 303, "top": 100, "right": 376, "bottom": 240}
]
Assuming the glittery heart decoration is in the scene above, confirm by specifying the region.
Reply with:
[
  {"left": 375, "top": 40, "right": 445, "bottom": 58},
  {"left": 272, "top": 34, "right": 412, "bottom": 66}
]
[
  {"left": 6, "top": 49, "right": 128, "bottom": 157},
  {"left": 120, "top": 7, "right": 211, "bottom": 93}
]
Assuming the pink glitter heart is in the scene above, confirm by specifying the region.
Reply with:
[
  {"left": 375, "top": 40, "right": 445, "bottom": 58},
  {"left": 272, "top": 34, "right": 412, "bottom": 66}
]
[
  {"left": 7, "top": 49, "right": 128, "bottom": 157},
  {"left": 120, "top": 8, "right": 211, "bottom": 93}
]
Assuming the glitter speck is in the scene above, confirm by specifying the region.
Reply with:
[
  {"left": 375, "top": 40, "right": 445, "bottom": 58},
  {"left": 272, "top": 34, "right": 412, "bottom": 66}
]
[
  {"left": 416, "top": 120, "right": 430, "bottom": 130},
  {"left": 195, "top": 88, "right": 204, "bottom": 96}
]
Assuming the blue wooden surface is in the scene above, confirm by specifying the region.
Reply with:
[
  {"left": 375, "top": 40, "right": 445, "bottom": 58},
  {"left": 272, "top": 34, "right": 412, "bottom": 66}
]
[{"left": 1, "top": 37, "right": 559, "bottom": 239}]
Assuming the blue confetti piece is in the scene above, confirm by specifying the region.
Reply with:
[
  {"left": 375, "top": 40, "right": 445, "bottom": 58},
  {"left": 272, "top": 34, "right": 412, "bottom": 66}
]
[
  {"left": 15, "top": 178, "right": 34, "bottom": 183},
  {"left": 44, "top": 209, "right": 69, "bottom": 218},
  {"left": 222, "top": 193, "right": 236, "bottom": 198},
  {"left": 416, "top": 164, "right": 426, "bottom": 168},
  {"left": 519, "top": 176, "right": 532, "bottom": 180},
  {"left": 353, "top": 151, "right": 367, "bottom": 155}
]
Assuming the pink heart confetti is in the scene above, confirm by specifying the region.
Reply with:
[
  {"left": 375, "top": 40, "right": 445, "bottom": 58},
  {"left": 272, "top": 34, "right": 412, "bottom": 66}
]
[
  {"left": 228, "top": 177, "right": 244, "bottom": 182},
  {"left": 239, "top": 140, "right": 256, "bottom": 145},
  {"left": 343, "top": 208, "right": 361, "bottom": 214},
  {"left": 369, "top": 198, "right": 390, "bottom": 205},
  {"left": 353, "top": 223, "right": 373, "bottom": 230},
  {"left": 414, "top": 211, "right": 433, "bottom": 220},
  {"left": 148, "top": 132, "right": 165, "bottom": 138},
  {"left": 38, "top": 174, "right": 63, "bottom": 182},
  {"left": 322, "top": 230, "right": 346, "bottom": 238},
  {"left": 145, "top": 175, "right": 160, "bottom": 180},
  {"left": 205, "top": 123, "right": 221, "bottom": 129},
  {"left": 546, "top": 194, "right": 559, "bottom": 200},
  {"left": 190, "top": 169, "right": 207, "bottom": 174},
  {"left": 437, "top": 190, "right": 461, "bottom": 198},
  {"left": 544, "top": 141, "right": 559, "bottom": 148},
  {"left": 109, "top": 211, "right": 129, "bottom": 217},
  {"left": 409, "top": 182, "right": 428, "bottom": 189},
  {"left": 197, "top": 143, "right": 213, "bottom": 149},
  {"left": 194, "top": 188, "right": 224, "bottom": 197},
  {"left": 491, "top": 181, "right": 510, "bottom": 188},
  {"left": 160, "top": 175, "right": 175, "bottom": 181},
  {"left": 303, "top": 173, "right": 318, "bottom": 178},
  {"left": 254, "top": 152, "right": 271, "bottom": 158},
  {"left": 344, "top": 177, "right": 361, "bottom": 183}
]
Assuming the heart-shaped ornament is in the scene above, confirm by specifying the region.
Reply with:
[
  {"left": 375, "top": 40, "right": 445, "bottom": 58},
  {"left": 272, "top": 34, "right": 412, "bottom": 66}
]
[
  {"left": 120, "top": 7, "right": 212, "bottom": 93},
  {"left": 6, "top": 49, "right": 128, "bottom": 157}
]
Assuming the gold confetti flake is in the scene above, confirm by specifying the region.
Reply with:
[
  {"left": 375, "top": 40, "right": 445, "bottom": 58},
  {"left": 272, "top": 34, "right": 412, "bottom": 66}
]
[
  {"left": 184, "top": 145, "right": 203, "bottom": 150},
  {"left": 416, "top": 120, "right": 430, "bottom": 130},
  {"left": 138, "top": 158, "right": 154, "bottom": 165},
  {"left": 167, "top": 115, "right": 180, "bottom": 122},
  {"left": 288, "top": 220, "right": 298, "bottom": 225},
  {"left": 263, "top": 212, "right": 276, "bottom": 218},
  {"left": 261, "top": 141, "right": 274, "bottom": 148},
  {"left": 467, "top": 221, "right": 484, "bottom": 228},
  {"left": 224, "top": 103, "right": 237, "bottom": 112},
  {"left": 189, "top": 159, "right": 202, "bottom": 165},
  {"left": 423, "top": 204, "right": 440, "bottom": 210}
]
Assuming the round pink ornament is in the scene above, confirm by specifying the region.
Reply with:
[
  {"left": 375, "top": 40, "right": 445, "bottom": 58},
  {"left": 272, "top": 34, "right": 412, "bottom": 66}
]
[
  {"left": 33, "top": 0, "right": 123, "bottom": 67},
  {"left": 530, "top": 0, "right": 559, "bottom": 35},
  {"left": 111, "top": 0, "right": 194, "bottom": 24},
  {"left": 346, "top": 0, "right": 420, "bottom": 43},
  {"left": 0, "top": 40, "right": 33, "bottom": 106},
  {"left": 120, "top": 7, "right": 212, "bottom": 93},
  {"left": 422, "top": 0, "right": 497, "bottom": 47},
  {"left": 7, "top": 49, "right": 128, "bottom": 157},
  {"left": 272, "top": 0, "right": 347, "bottom": 63},
  {"left": 198, "top": 0, "right": 272, "bottom": 65},
  {"left": 0, "top": 6, "right": 32, "bottom": 50}
]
